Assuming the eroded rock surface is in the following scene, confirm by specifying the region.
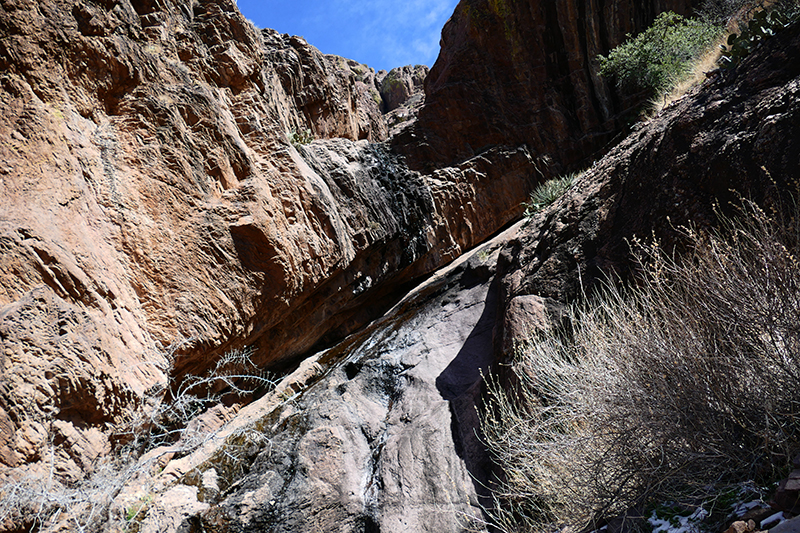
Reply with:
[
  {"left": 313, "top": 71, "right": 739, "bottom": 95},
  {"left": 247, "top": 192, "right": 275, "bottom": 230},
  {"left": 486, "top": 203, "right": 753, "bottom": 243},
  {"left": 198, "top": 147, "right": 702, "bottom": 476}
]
[
  {"left": 494, "top": 21, "right": 800, "bottom": 362},
  {"left": 8, "top": 0, "right": 796, "bottom": 532},
  {"left": 0, "top": 0, "right": 537, "bottom": 498},
  {"left": 103, "top": 225, "right": 521, "bottom": 533},
  {"left": 202, "top": 233, "right": 514, "bottom": 533},
  {"left": 120, "top": 17, "right": 800, "bottom": 533}
]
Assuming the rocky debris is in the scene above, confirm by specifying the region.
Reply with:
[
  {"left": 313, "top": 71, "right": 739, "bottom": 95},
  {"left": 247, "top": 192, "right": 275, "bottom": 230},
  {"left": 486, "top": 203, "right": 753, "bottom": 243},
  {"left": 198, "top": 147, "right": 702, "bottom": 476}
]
[
  {"left": 743, "top": 508, "right": 780, "bottom": 527},
  {"left": 394, "top": 0, "right": 697, "bottom": 172},
  {"left": 725, "top": 519, "right": 762, "bottom": 533},
  {"left": 774, "top": 455, "right": 800, "bottom": 515}
]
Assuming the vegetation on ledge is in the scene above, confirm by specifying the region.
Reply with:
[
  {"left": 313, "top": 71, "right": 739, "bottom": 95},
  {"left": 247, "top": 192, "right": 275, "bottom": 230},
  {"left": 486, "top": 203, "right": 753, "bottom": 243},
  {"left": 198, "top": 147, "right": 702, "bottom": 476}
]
[{"left": 482, "top": 199, "right": 800, "bottom": 532}]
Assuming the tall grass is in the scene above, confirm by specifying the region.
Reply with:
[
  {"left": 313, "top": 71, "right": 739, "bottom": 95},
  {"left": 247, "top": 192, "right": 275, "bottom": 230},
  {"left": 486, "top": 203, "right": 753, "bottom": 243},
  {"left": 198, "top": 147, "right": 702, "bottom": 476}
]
[
  {"left": 523, "top": 172, "right": 578, "bottom": 217},
  {"left": 482, "top": 201, "right": 800, "bottom": 532}
]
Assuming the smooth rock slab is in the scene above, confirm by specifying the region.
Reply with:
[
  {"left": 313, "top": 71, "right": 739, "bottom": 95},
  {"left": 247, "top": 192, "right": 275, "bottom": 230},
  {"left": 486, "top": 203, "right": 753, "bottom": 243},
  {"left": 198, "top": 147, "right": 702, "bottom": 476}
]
[{"left": 200, "top": 224, "right": 522, "bottom": 532}]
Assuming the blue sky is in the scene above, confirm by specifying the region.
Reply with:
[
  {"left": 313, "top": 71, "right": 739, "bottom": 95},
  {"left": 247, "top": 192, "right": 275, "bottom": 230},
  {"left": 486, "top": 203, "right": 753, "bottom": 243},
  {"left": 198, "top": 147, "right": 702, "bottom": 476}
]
[{"left": 235, "top": 0, "right": 460, "bottom": 72}]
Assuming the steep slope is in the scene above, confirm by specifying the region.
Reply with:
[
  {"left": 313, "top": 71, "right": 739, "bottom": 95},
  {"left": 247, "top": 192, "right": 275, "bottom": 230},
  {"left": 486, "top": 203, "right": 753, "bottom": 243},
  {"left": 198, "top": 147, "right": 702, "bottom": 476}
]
[
  {"left": 191, "top": 19, "right": 799, "bottom": 533},
  {"left": 496, "top": 18, "right": 800, "bottom": 320},
  {"left": 160, "top": 228, "right": 516, "bottom": 533},
  {"left": 65, "top": 16, "right": 800, "bottom": 533},
  {"left": 2, "top": 0, "right": 770, "bottom": 531}
]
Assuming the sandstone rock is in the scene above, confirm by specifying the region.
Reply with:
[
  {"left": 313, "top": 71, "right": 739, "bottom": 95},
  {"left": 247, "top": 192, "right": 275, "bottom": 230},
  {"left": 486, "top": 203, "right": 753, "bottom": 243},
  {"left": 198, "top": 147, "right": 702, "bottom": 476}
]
[
  {"left": 0, "top": 0, "right": 538, "bottom": 492},
  {"left": 725, "top": 520, "right": 758, "bottom": 533}
]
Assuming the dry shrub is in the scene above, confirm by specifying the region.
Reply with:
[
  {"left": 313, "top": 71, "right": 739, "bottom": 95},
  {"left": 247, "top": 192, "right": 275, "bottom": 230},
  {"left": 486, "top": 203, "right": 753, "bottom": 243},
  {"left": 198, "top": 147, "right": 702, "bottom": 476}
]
[
  {"left": 647, "top": 39, "right": 724, "bottom": 115},
  {"left": 0, "top": 346, "right": 275, "bottom": 532},
  {"left": 482, "top": 201, "right": 800, "bottom": 533}
]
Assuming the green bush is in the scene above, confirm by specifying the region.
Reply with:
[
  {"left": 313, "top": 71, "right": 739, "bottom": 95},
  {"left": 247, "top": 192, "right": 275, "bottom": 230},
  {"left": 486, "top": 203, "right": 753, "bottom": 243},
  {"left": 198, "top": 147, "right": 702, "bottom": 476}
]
[
  {"left": 523, "top": 172, "right": 578, "bottom": 217},
  {"left": 289, "top": 127, "right": 315, "bottom": 146},
  {"left": 598, "top": 11, "right": 721, "bottom": 97},
  {"left": 482, "top": 201, "right": 800, "bottom": 532}
]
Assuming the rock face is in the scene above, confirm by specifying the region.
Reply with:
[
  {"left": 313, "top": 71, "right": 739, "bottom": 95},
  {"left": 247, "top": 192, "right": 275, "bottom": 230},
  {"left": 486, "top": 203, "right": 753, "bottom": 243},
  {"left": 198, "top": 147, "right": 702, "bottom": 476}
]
[
  {"left": 97, "top": 23, "right": 800, "bottom": 533},
  {"left": 195, "top": 230, "right": 517, "bottom": 533},
  {"left": 495, "top": 19, "right": 800, "bottom": 319},
  {"left": 0, "top": 0, "right": 536, "bottom": 499},
  {"left": 395, "top": 0, "right": 697, "bottom": 171},
  {"left": 7, "top": 0, "right": 799, "bottom": 532},
  {"left": 378, "top": 64, "right": 428, "bottom": 112},
  {"left": 379, "top": 65, "right": 429, "bottom": 137},
  {"left": 261, "top": 28, "right": 388, "bottom": 142}
]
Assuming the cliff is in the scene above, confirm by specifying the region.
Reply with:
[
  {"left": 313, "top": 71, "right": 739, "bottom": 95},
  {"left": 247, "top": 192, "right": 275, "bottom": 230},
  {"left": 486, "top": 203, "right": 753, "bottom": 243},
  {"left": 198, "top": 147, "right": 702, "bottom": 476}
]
[
  {"left": 0, "top": 0, "right": 531, "bottom": 491},
  {"left": 98, "top": 23, "right": 800, "bottom": 530},
  {"left": 395, "top": 0, "right": 696, "bottom": 171},
  {"left": 4, "top": 0, "right": 795, "bottom": 532}
]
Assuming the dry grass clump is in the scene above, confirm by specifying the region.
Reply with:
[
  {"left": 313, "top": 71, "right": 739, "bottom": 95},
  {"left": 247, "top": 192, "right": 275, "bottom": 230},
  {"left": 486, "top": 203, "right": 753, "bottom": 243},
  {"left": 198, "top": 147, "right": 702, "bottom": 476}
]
[
  {"left": 647, "top": 38, "right": 724, "bottom": 114},
  {"left": 482, "top": 201, "right": 800, "bottom": 533},
  {"left": 0, "top": 346, "right": 275, "bottom": 532}
]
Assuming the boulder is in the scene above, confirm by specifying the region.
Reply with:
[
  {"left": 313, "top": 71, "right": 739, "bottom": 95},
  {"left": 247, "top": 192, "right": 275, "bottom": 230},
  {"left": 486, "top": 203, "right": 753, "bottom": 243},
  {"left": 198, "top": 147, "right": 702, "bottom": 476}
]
[{"left": 379, "top": 64, "right": 428, "bottom": 112}]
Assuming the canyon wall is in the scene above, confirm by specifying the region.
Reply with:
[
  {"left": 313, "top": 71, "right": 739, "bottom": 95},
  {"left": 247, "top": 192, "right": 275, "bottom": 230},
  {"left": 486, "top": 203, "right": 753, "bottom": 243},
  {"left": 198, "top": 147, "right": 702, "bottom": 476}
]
[
  {"left": 100, "top": 24, "right": 800, "bottom": 531},
  {"left": 397, "top": 0, "right": 696, "bottom": 171},
  {"left": 0, "top": 0, "right": 534, "bottom": 488},
  {"left": 3, "top": 0, "right": 760, "bottom": 530}
]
